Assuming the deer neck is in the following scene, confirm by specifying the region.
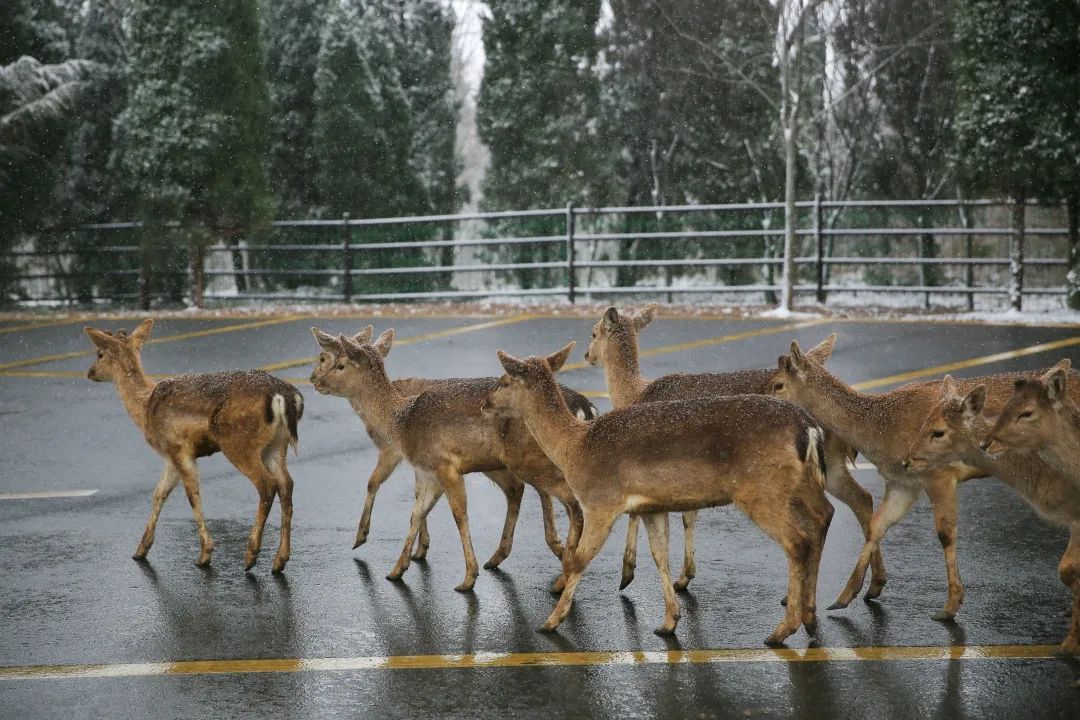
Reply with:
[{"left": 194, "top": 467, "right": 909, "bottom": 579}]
[
  {"left": 1041, "top": 404, "right": 1080, "bottom": 479},
  {"left": 350, "top": 370, "right": 408, "bottom": 443},
  {"left": 114, "top": 358, "right": 156, "bottom": 433},
  {"left": 796, "top": 371, "right": 891, "bottom": 459},
  {"left": 518, "top": 375, "right": 587, "bottom": 472},
  {"left": 604, "top": 337, "right": 648, "bottom": 408}
]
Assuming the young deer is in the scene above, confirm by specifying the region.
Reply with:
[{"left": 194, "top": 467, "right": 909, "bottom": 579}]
[
  {"left": 773, "top": 340, "right": 1080, "bottom": 620},
  {"left": 85, "top": 319, "right": 303, "bottom": 572},
  {"left": 984, "top": 360, "right": 1080, "bottom": 484},
  {"left": 486, "top": 345, "right": 834, "bottom": 644},
  {"left": 904, "top": 374, "right": 1080, "bottom": 655},
  {"left": 584, "top": 306, "right": 880, "bottom": 594},
  {"left": 311, "top": 330, "right": 594, "bottom": 592},
  {"left": 311, "top": 326, "right": 565, "bottom": 564}
]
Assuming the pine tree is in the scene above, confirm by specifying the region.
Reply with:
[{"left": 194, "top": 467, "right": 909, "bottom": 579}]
[
  {"left": 113, "top": 0, "right": 271, "bottom": 303},
  {"left": 262, "top": 0, "right": 326, "bottom": 218},
  {"left": 477, "top": 0, "right": 604, "bottom": 210}
]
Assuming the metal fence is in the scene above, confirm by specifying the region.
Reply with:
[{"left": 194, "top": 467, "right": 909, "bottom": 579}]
[{"left": 4, "top": 198, "right": 1075, "bottom": 311}]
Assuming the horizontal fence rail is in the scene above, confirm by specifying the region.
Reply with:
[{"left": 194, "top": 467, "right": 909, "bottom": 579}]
[{"left": 3, "top": 198, "right": 1077, "bottom": 312}]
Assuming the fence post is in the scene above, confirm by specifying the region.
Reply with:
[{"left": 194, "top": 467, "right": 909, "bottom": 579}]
[
  {"left": 341, "top": 213, "right": 352, "bottom": 303},
  {"left": 814, "top": 193, "right": 824, "bottom": 304},
  {"left": 566, "top": 202, "right": 576, "bottom": 304},
  {"left": 190, "top": 240, "right": 205, "bottom": 309},
  {"left": 1010, "top": 192, "right": 1025, "bottom": 312},
  {"left": 138, "top": 222, "right": 151, "bottom": 311}
]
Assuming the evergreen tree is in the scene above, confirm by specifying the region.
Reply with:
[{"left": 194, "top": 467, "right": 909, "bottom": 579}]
[
  {"left": 262, "top": 0, "right": 326, "bottom": 218},
  {"left": 114, "top": 0, "right": 271, "bottom": 232},
  {"left": 477, "top": 0, "right": 604, "bottom": 210},
  {"left": 113, "top": 0, "right": 271, "bottom": 303}
]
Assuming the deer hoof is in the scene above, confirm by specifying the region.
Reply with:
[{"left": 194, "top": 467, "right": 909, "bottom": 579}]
[
  {"left": 931, "top": 610, "right": 956, "bottom": 622},
  {"left": 619, "top": 570, "right": 635, "bottom": 591},
  {"left": 826, "top": 601, "right": 848, "bottom": 611}
]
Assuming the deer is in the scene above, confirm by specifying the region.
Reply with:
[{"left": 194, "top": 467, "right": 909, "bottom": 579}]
[
  {"left": 310, "top": 329, "right": 596, "bottom": 593},
  {"left": 84, "top": 319, "right": 303, "bottom": 572},
  {"left": 311, "top": 326, "right": 568, "bottom": 566},
  {"left": 772, "top": 339, "right": 1080, "bottom": 621},
  {"left": 485, "top": 344, "right": 834, "bottom": 644},
  {"left": 583, "top": 305, "right": 879, "bottom": 596},
  {"left": 983, "top": 360, "right": 1080, "bottom": 486},
  {"left": 903, "top": 373, "right": 1080, "bottom": 656}
]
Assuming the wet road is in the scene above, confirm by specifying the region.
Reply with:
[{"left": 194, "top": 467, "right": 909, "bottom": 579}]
[{"left": 2, "top": 310, "right": 1080, "bottom": 718}]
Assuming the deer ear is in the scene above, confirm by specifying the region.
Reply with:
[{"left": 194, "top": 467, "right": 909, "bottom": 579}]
[
  {"left": 805, "top": 334, "right": 836, "bottom": 364},
  {"left": 777, "top": 354, "right": 790, "bottom": 371},
  {"left": 338, "top": 334, "right": 368, "bottom": 364},
  {"left": 373, "top": 328, "right": 394, "bottom": 357},
  {"left": 1014, "top": 378, "right": 1030, "bottom": 392},
  {"left": 312, "top": 327, "right": 341, "bottom": 352},
  {"left": 1043, "top": 362, "right": 1069, "bottom": 405},
  {"left": 352, "top": 325, "right": 375, "bottom": 344},
  {"left": 497, "top": 350, "right": 527, "bottom": 377},
  {"left": 632, "top": 303, "right": 658, "bottom": 331},
  {"left": 940, "top": 374, "right": 958, "bottom": 400},
  {"left": 545, "top": 341, "right": 576, "bottom": 372},
  {"left": 130, "top": 318, "right": 154, "bottom": 345},
  {"left": 85, "top": 326, "right": 119, "bottom": 350},
  {"left": 603, "top": 306, "right": 620, "bottom": 332},
  {"left": 961, "top": 385, "right": 987, "bottom": 423}
]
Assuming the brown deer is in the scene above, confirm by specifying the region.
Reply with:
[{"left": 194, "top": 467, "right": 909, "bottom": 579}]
[
  {"left": 84, "top": 319, "right": 303, "bottom": 572},
  {"left": 584, "top": 305, "right": 880, "bottom": 594},
  {"left": 311, "top": 326, "right": 567, "bottom": 565},
  {"left": 904, "top": 374, "right": 1080, "bottom": 655},
  {"left": 311, "top": 330, "right": 594, "bottom": 592},
  {"left": 773, "top": 339, "right": 1080, "bottom": 620},
  {"left": 983, "top": 360, "right": 1080, "bottom": 482},
  {"left": 485, "top": 345, "right": 834, "bottom": 644}
]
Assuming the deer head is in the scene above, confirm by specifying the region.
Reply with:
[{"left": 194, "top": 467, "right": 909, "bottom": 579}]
[
  {"left": 903, "top": 375, "right": 987, "bottom": 471},
  {"left": 481, "top": 342, "right": 575, "bottom": 418},
  {"left": 770, "top": 334, "right": 837, "bottom": 400},
  {"left": 983, "top": 359, "right": 1072, "bottom": 455},
  {"left": 583, "top": 304, "right": 656, "bottom": 367},
  {"left": 309, "top": 325, "right": 391, "bottom": 396},
  {"left": 84, "top": 319, "right": 154, "bottom": 383}
]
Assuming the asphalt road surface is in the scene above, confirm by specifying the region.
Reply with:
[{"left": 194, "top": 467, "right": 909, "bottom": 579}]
[{"left": 2, "top": 310, "right": 1080, "bottom": 719}]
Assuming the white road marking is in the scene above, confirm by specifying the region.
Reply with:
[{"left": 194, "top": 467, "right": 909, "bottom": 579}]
[{"left": 0, "top": 489, "right": 99, "bottom": 501}]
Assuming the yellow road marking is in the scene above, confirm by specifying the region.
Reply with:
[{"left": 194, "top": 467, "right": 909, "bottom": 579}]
[
  {"left": 852, "top": 335, "right": 1080, "bottom": 391},
  {"left": 0, "top": 644, "right": 1059, "bottom": 681},
  {"left": 561, "top": 319, "right": 831, "bottom": 372},
  {"left": 0, "top": 316, "right": 304, "bottom": 373},
  {"left": 0, "top": 318, "right": 85, "bottom": 335},
  {"left": 258, "top": 313, "right": 541, "bottom": 373}
]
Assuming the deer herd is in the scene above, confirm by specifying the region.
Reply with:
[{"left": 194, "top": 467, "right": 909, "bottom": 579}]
[{"left": 83, "top": 308, "right": 1080, "bottom": 653}]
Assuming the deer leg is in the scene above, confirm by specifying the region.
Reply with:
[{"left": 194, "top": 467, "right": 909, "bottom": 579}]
[
  {"left": 245, "top": 487, "right": 276, "bottom": 571},
  {"left": 829, "top": 482, "right": 919, "bottom": 611},
  {"left": 1055, "top": 529, "right": 1080, "bottom": 656},
  {"left": 173, "top": 456, "right": 213, "bottom": 567},
  {"left": 412, "top": 473, "right": 435, "bottom": 561},
  {"left": 356, "top": 449, "right": 400, "bottom": 549},
  {"left": 620, "top": 514, "right": 641, "bottom": 591},
  {"left": 674, "top": 510, "right": 698, "bottom": 592},
  {"left": 271, "top": 467, "right": 294, "bottom": 573},
  {"left": 823, "top": 449, "right": 886, "bottom": 599},
  {"left": 388, "top": 471, "right": 442, "bottom": 581},
  {"left": 767, "top": 544, "right": 809, "bottom": 646},
  {"left": 542, "top": 507, "right": 618, "bottom": 632},
  {"left": 439, "top": 466, "right": 480, "bottom": 592},
  {"left": 483, "top": 470, "right": 524, "bottom": 570},
  {"left": 800, "top": 497, "right": 834, "bottom": 633},
  {"left": 550, "top": 499, "right": 584, "bottom": 594},
  {"left": 539, "top": 489, "right": 565, "bottom": 561},
  {"left": 133, "top": 463, "right": 180, "bottom": 560},
  {"left": 925, "top": 475, "right": 964, "bottom": 621},
  {"left": 643, "top": 513, "right": 681, "bottom": 635}
]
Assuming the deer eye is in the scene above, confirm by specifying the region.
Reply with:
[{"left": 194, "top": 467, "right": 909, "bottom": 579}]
[
  {"left": 931, "top": 429, "right": 945, "bottom": 439},
  {"left": 96, "top": 351, "right": 103, "bottom": 359},
  {"left": 335, "top": 363, "right": 345, "bottom": 371},
  {"left": 773, "top": 383, "right": 784, "bottom": 391},
  {"left": 1019, "top": 411, "right": 1033, "bottom": 420}
]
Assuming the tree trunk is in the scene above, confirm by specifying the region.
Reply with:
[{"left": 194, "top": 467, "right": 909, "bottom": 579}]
[
  {"left": 1009, "top": 190, "right": 1025, "bottom": 312},
  {"left": 1067, "top": 194, "right": 1080, "bottom": 310},
  {"left": 190, "top": 240, "right": 205, "bottom": 309},
  {"left": 781, "top": 125, "right": 797, "bottom": 311}
]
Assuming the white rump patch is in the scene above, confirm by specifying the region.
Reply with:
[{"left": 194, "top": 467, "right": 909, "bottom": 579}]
[
  {"left": 271, "top": 394, "right": 286, "bottom": 421},
  {"left": 294, "top": 393, "right": 303, "bottom": 414},
  {"left": 576, "top": 408, "right": 588, "bottom": 420}
]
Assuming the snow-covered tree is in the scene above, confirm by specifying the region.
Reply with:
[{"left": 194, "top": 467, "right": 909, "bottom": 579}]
[{"left": 262, "top": 0, "right": 327, "bottom": 218}]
